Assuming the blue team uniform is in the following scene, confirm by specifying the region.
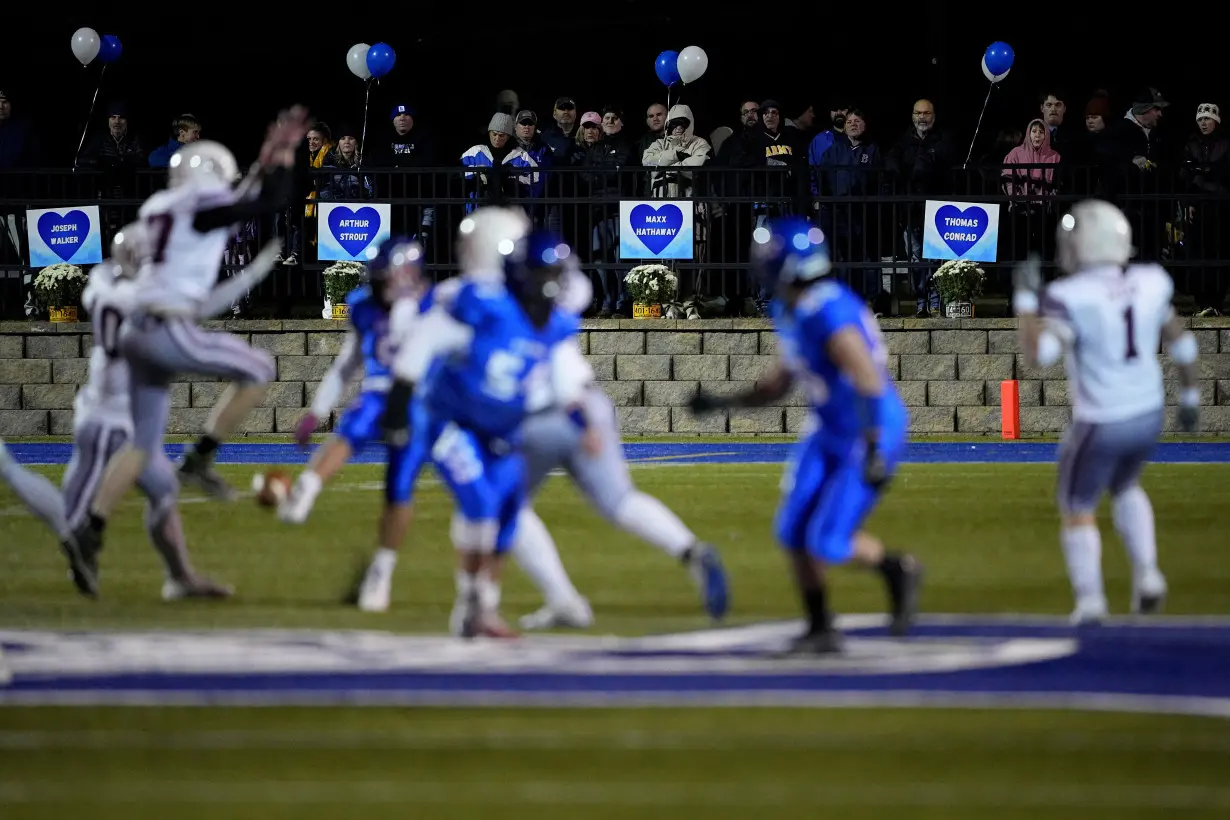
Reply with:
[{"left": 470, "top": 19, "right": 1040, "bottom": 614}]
[
  {"left": 771, "top": 279, "right": 908, "bottom": 563},
  {"left": 419, "top": 279, "right": 579, "bottom": 553},
  {"left": 335, "top": 286, "right": 430, "bottom": 505}
]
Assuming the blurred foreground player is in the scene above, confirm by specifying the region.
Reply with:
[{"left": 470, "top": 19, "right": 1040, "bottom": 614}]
[
  {"left": 689, "top": 217, "right": 921, "bottom": 653},
  {"left": 0, "top": 222, "right": 275, "bottom": 598},
  {"left": 66, "top": 107, "right": 312, "bottom": 570},
  {"left": 1014, "top": 199, "right": 1199, "bottom": 623},
  {"left": 279, "top": 238, "right": 431, "bottom": 613},
  {"left": 382, "top": 229, "right": 588, "bottom": 637}
]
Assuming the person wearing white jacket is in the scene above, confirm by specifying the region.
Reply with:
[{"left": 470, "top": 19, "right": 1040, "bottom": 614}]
[{"left": 642, "top": 105, "right": 712, "bottom": 313}]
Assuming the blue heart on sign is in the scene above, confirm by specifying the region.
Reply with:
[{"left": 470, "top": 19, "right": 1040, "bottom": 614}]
[
  {"left": 327, "top": 206, "right": 381, "bottom": 258},
  {"left": 934, "top": 204, "right": 989, "bottom": 257},
  {"left": 37, "top": 210, "right": 90, "bottom": 262},
  {"left": 629, "top": 203, "right": 683, "bottom": 255}
]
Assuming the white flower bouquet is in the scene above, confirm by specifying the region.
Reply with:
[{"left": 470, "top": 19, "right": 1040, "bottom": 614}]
[
  {"left": 323, "top": 260, "right": 368, "bottom": 304},
  {"left": 623, "top": 264, "right": 678, "bottom": 305},
  {"left": 33, "top": 263, "right": 88, "bottom": 309},
  {"left": 932, "top": 259, "right": 986, "bottom": 304}
]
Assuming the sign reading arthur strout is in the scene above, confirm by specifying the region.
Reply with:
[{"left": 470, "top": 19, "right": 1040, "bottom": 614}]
[
  {"left": 922, "top": 199, "right": 1001, "bottom": 263},
  {"left": 317, "top": 203, "right": 392, "bottom": 262},
  {"left": 619, "top": 200, "right": 694, "bottom": 260},
  {"left": 25, "top": 206, "right": 104, "bottom": 267}
]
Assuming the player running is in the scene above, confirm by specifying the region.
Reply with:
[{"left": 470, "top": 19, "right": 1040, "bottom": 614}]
[
  {"left": 278, "top": 237, "right": 430, "bottom": 613},
  {"left": 63, "top": 106, "right": 312, "bottom": 574},
  {"left": 381, "top": 229, "right": 590, "bottom": 638},
  {"left": 688, "top": 217, "right": 922, "bottom": 654},
  {"left": 513, "top": 253, "right": 730, "bottom": 630},
  {"left": 0, "top": 223, "right": 277, "bottom": 598},
  {"left": 1013, "top": 199, "right": 1198, "bottom": 624}
]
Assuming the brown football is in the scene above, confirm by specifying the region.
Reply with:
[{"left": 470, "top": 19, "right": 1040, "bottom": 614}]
[{"left": 252, "top": 470, "right": 292, "bottom": 508}]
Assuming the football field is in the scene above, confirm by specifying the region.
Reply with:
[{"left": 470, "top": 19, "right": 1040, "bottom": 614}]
[{"left": 1, "top": 440, "right": 1228, "bottom": 818}]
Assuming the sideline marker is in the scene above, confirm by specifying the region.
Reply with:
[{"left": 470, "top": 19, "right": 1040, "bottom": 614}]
[{"left": 1001, "top": 380, "right": 1020, "bottom": 439}]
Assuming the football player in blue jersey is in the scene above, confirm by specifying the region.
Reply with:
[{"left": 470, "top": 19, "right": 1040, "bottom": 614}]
[
  {"left": 278, "top": 236, "right": 431, "bottom": 612},
  {"left": 689, "top": 217, "right": 923, "bottom": 654},
  {"left": 382, "top": 229, "right": 590, "bottom": 638}
]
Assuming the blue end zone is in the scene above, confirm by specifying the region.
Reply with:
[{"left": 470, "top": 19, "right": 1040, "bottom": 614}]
[{"left": 8, "top": 441, "right": 1230, "bottom": 466}]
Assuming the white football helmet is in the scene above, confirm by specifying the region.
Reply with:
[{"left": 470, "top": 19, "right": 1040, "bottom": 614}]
[
  {"left": 456, "top": 206, "right": 531, "bottom": 276},
  {"left": 110, "top": 222, "right": 150, "bottom": 279},
  {"left": 1056, "top": 199, "right": 1133, "bottom": 274},
  {"left": 168, "top": 140, "right": 239, "bottom": 189}
]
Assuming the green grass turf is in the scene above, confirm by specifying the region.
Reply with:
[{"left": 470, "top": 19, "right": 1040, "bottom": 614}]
[{"left": 1, "top": 461, "right": 1228, "bottom": 818}]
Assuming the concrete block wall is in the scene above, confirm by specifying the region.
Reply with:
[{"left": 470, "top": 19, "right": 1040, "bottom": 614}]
[{"left": 2, "top": 317, "right": 1229, "bottom": 437}]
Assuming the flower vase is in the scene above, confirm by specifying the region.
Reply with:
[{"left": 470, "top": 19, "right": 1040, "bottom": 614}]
[
  {"left": 331, "top": 303, "right": 349, "bottom": 321},
  {"left": 49, "top": 306, "right": 78, "bottom": 323}
]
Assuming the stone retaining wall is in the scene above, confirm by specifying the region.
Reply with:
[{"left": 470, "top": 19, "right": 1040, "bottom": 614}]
[{"left": 2, "top": 317, "right": 1228, "bottom": 436}]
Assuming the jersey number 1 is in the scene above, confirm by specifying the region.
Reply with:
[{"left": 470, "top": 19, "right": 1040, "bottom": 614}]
[{"left": 1123, "top": 306, "right": 1138, "bottom": 360}]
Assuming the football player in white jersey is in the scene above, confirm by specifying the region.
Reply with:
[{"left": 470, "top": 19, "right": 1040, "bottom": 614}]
[
  {"left": 1013, "top": 199, "right": 1200, "bottom": 624},
  {"left": 0, "top": 225, "right": 278, "bottom": 598},
  {"left": 63, "top": 107, "right": 312, "bottom": 571}
]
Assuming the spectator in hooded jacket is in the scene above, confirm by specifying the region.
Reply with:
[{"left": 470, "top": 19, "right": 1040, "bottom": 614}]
[
  {"left": 643, "top": 104, "right": 712, "bottom": 309},
  {"left": 1182, "top": 103, "right": 1230, "bottom": 315}
]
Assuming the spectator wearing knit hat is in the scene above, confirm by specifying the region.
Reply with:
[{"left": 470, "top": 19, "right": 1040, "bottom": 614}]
[
  {"left": 460, "top": 113, "right": 517, "bottom": 211},
  {"left": 365, "top": 102, "right": 436, "bottom": 254},
  {"left": 321, "top": 122, "right": 373, "bottom": 202},
  {"left": 1083, "top": 91, "right": 1117, "bottom": 182},
  {"left": 1182, "top": 102, "right": 1230, "bottom": 315}
]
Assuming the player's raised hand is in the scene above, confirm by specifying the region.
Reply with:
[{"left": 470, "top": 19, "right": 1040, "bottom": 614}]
[
  {"left": 1012, "top": 254, "right": 1044, "bottom": 316},
  {"left": 259, "top": 106, "right": 313, "bottom": 168}
]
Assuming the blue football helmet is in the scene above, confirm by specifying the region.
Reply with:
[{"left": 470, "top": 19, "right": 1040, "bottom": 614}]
[
  {"left": 367, "top": 235, "right": 426, "bottom": 304},
  {"left": 751, "top": 216, "right": 831, "bottom": 293},
  {"left": 504, "top": 229, "right": 571, "bottom": 326}
]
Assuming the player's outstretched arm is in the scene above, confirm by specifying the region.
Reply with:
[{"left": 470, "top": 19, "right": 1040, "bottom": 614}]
[
  {"left": 193, "top": 106, "right": 313, "bottom": 234},
  {"left": 1162, "top": 309, "right": 1201, "bottom": 432},
  {"left": 689, "top": 362, "right": 793, "bottom": 414}
]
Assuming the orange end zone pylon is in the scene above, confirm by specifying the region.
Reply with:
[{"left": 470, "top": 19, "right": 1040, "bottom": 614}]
[{"left": 1001, "top": 380, "right": 1020, "bottom": 440}]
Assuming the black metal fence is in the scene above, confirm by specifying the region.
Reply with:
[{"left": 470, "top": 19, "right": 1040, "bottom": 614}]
[{"left": 0, "top": 164, "right": 1226, "bottom": 318}]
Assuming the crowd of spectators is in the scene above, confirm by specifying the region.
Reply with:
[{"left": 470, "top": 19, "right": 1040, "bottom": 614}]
[{"left": 1, "top": 81, "right": 1227, "bottom": 319}]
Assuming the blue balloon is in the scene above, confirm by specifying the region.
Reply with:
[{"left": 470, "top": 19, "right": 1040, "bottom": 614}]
[
  {"left": 983, "top": 41, "right": 1014, "bottom": 77},
  {"left": 655, "top": 50, "right": 680, "bottom": 87},
  {"left": 366, "top": 42, "right": 396, "bottom": 78},
  {"left": 98, "top": 34, "right": 122, "bottom": 64}
]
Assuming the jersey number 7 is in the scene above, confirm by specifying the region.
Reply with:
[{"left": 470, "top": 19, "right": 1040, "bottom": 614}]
[{"left": 146, "top": 213, "right": 174, "bottom": 264}]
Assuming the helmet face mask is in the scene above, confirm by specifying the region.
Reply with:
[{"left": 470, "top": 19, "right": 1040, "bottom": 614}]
[
  {"left": 368, "top": 237, "right": 426, "bottom": 306},
  {"left": 109, "top": 222, "right": 149, "bottom": 279},
  {"left": 751, "top": 218, "right": 830, "bottom": 301},
  {"left": 168, "top": 140, "right": 239, "bottom": 189},
  {"left": 504, "top": 230, "right": 570, "bottom": 327}
]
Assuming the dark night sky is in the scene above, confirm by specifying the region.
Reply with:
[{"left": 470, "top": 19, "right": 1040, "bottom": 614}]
[{"left": 2, "top": 2, "right": 1223, "bottom": 166}]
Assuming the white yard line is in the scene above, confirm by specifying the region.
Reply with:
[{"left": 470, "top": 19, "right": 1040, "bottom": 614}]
[{"left": 0, "top": 780, "right": 1225, "bottom": 808}]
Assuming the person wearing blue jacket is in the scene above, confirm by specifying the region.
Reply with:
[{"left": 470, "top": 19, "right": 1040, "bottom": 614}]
[{"left": 148, "top": 115, "right": 202, "bottom": 168}]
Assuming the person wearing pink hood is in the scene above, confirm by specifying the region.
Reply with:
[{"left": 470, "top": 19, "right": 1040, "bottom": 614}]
[{"left": 1002, "top": 118, "right": 1062, "bottom": 266}]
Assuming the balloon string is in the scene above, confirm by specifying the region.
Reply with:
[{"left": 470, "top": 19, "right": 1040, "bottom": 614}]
[
  {"left": 73, "top": 63, "right": 106, "bottom": 171},
  {"left": 358, "top": 77, "right": 373, "bottom": 169},
  {"left": 963, "top": 82, "right": 994, "bottom": 169}
]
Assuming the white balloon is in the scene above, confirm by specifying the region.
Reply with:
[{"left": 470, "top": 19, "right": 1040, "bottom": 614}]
[
  {"left": 71, "top": 27, "right": 100, "bottom": 67},
  {"left": 677, "top": 45, "right": 709, "bottom": 84},
  {"left": 981, "top": 56, "right": 1009, "bottom": 84},
  {"left": 347, "top": 43, "right": 372, "bottom": 79}
]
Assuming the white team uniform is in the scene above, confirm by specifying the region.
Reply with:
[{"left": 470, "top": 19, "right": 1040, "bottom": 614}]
[
  {"left": 1042, "top": 263, "right": 1171, "bottom": 426},
  {"left": 1040, "top": 262, "right": 1172, "bottom": 620},
  {"left": 118, "top": 182, "right": 275, "bottom": 454},
  {"left": 134, "top": 183, "right": 238, "bottom": 314}
]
